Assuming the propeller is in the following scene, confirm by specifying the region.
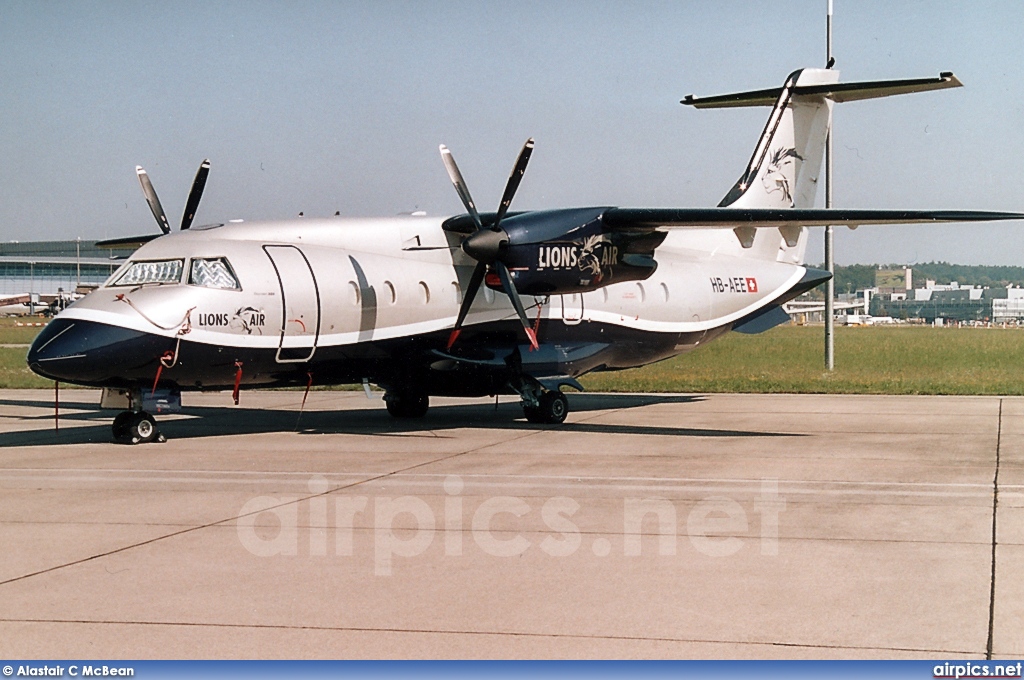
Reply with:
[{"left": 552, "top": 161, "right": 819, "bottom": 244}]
[
  {"left": 440, "top": 139, "right": 538, "bottom": 351},
  {"left": 136, "top": 159, "right": 211, "bottom": 235}
]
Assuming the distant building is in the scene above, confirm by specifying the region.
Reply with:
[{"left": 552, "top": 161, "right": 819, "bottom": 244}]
[
  {"left": 866, "top": 281, "right": 1024, "bottom": 323},
  {"left": 874, "top": 267, "right": 912, "bottom": 291},
  {"left": 0, "top": 240, "right": 125, "bottom": 296}
]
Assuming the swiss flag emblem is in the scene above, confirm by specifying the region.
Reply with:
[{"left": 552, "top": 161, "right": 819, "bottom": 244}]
[{"left": 745, "top": 277, "right": 758, "bottom": 293}]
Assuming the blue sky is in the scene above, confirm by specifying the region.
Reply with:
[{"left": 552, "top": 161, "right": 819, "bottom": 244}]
[{"left": 1, "top": 1, "right": 1022, "bottom": 265}]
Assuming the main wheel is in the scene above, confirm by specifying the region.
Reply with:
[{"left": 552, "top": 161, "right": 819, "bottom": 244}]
[
  {"left": 524, "top": 391, "right": 568, "bottom": 424},
  {"left": 385, "top": 392, "right": 429, "bottom": 418}
]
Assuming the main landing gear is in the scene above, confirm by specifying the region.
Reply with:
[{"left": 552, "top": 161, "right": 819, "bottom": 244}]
[
  {"left": 384, "top": 389, "right": 430, "bottom": 418},
  {"left": 382, "top": 384, "right": 568, "bottom": 423},
  {"left": 511, "top": 374, "right": 570, "bottom": 425},
  {"left": 522, "top": 390, "right": 569, "bottom": 424},
  {"left": 112, "top": 410, "right": 165, "bottom": 445}
]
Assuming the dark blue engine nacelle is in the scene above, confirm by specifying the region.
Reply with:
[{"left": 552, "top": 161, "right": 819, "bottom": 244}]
[{"left": 448, "top": 207, "right": 666, "bottom": 297}]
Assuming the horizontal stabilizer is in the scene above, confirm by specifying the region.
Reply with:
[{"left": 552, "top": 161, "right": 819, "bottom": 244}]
[
  {"left": 682, "top": 72, "right": 961, "bottom": 109},
  {"left": 733, "top": 305, "right": 792, "bottom": 334}
]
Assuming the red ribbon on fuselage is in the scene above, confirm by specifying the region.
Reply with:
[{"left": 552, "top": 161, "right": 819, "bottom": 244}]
[{"left": 232, "top": 361, "right": 243, "bottom": 405}]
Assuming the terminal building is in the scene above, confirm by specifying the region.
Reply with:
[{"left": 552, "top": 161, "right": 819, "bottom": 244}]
[
  {"left": 0, "top": 240, "right": 125, "bottom": 296},
  {"left": 0, "top": 240, "right": 127, "bottom": 314},
  {"left": 849, "top": 267, "right": 1024, "bottom": 324}
]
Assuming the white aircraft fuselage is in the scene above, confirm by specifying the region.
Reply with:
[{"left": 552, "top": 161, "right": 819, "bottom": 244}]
[{"left": 28, "top": 214, "right": 813, "bottom": 395}]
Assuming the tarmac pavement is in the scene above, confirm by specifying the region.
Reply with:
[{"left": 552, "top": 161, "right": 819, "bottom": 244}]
[{"left": 0, "top": 388, "right": 1018, "bottom": 659}]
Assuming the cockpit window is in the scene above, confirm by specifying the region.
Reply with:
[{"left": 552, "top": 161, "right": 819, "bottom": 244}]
[
  {"left": 113, "top": 259, "right": 184, "bottom": 286},
  {"left": 189, "top": 257, "right": 240, "bottom": 290}
]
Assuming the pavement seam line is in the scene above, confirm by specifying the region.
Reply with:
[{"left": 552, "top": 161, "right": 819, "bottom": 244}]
[
  {"left": 0, "top": 617, "right": 976, "bottom": 656},
  {"left": 986, "top": 397, "right": 1002, "bottom": 660},
  {"left": 0, "top": 424, "right": 547, "bottom": 589}
]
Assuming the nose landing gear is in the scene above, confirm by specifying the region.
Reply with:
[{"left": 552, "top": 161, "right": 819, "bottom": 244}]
[
  {"left": 112, "top": 410, "right": 165, "bottom": 444},
  {"left": 101, "top": 387, "right": 173, "bottom": 444}
]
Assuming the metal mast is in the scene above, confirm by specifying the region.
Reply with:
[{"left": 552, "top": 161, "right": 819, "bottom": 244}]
[{"left": 824, "top": 0, "right": 835, "bottom": 370}]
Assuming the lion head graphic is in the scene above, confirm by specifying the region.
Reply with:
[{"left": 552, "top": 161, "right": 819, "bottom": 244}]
[
  {"left": 762, "top": 147, "right": 804, "bottom": 205},
  {"left": 577, "top": 234, "right": 609, "bottom": 279}
]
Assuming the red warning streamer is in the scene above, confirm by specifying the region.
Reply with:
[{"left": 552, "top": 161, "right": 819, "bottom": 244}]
[
  {"left": 232, "top": 361, "right": 243, "bottom": 405},
  {"left": 152, "top": 350, "right": 176, "bottom": 397},
  {"left": 295, "top": 371, "right": 314, "bottom": 430},
  {"left": 301, "top": 371, "right": 313, "bottom": 411},
  {"left": 529, "top": 300, "right": 544, "bottom": 352}
]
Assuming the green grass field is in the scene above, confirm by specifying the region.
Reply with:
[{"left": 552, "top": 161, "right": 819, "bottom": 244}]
[
  {"left": 4, "top": 317, "right": 1024, "bottom": 394},
  {"left": 0, "top": 317, "right": 47, "bottom": 345},
  {"left": 0, "top": 317, "right": 50, "bottom": 388},
  {"left": 580, "top": 324, "right": 1024, "bottom": 395}
]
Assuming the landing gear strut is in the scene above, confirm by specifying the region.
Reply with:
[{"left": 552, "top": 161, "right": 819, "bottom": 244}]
[
  {"left": 509, "top": 373, "right": 569, "bottom": 424},
  {"left": 384, "top": 389, "right": 429, "bottom": 418},
  {"left": 523, "top": 390, "right": 569, "bottom": 424},
  {"left": 112, "top": 410, "right": 165, "bottom": 444}
]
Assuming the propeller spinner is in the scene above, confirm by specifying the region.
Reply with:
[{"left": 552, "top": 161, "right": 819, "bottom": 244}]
[
  {"left": 136, "top": 159, "right": 211, "bottom": 234},
  {"left": 440, "top": 139, "right": 538, "bottom": 351}
]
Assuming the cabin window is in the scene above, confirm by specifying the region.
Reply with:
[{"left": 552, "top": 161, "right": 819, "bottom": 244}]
[
  {"left": 384, "top": 281, "right": 397, "bottom": 305},
  {"left": 419, "top": 281, "right": 430, "bottom": 304},
  {"left": 113, "top": 259, "right": 184, "bottom": 286},
  {"left": 189, "top": 258, "right": 240, "bottom": 290}
]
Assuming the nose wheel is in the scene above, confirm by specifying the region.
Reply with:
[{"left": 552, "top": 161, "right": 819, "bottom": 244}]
[{"left": 112, "top": 410, "right": 165, "bottom": 444}]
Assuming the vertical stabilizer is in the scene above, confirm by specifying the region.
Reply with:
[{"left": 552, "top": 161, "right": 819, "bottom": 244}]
[
  {"left": 714, "top": 69, "right": 838, "bottom": 212},
  {"left": 687, "top": 68, "right": 838, "bottom": 262}
]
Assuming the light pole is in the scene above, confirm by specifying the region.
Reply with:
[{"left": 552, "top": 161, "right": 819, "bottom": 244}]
[{"left": 824, "top": 0, "right": 835, "bottom": 370}]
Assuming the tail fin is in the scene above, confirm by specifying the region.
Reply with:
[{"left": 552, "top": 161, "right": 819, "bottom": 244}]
[
  {"left": 711, "top": 69, "right": 837, "bottom": 211},
  {"left": 682, "top": 69, "right": 961, "bottom": 258}
]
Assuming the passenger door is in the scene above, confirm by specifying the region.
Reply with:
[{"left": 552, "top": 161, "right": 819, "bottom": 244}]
[{"left": 263, "top": 245, "right": 320, "bottom": 362}]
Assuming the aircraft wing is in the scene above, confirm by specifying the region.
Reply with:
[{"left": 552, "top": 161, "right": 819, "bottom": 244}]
[
  {"left": 602, "top": 207, "right": 1024, "bottom": 230},
  {"left": 601, "top": 208, "right": 1024, "bottom": 248}
]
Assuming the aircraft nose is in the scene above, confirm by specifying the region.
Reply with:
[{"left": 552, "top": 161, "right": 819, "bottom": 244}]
[{"left": 27, "top": 318, "right": 166, "bottom": 385}]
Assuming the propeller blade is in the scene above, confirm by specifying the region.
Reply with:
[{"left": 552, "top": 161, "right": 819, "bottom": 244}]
[
  {"left": 447, "top": 261, "right": 488, "bottom": 349},
  {"left": 180, "top": 159, "right": 210, "bottom": 230},
  {"left": 494, "top": 261, "right": 539, "bottom": 351},
  {"left": 439, "top": 144, "right": 483, "bottom": 231},
  {"left": 136, "top": 166, "right": 170, "bottom": 235},
  {"left": 493, "top": 138, "right": 534, "bottom": 227}
]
